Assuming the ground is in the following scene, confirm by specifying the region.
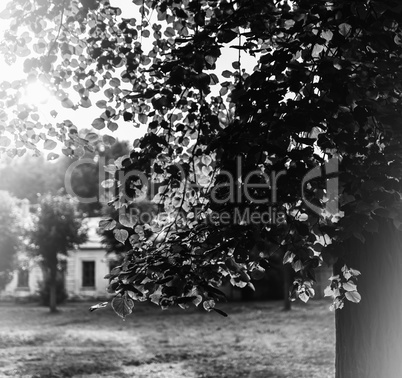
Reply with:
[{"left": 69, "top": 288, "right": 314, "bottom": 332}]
[{"left": 0, "top": 300, "right": 334, "bottom": 378}]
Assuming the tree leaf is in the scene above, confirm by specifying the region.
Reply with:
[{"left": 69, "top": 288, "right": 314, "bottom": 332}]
[
  {"left": 321, "top": 30, "right": 333, "bottom": 42},
  {"left": 119, "top": 212, "right": 136, "bottom": 227},
  {"left": 103, "top": 134, "right": 116, "bottom": 146},
  {"left": 343, "top": 281, "right": 357, "bottom": 292},
  {"left": 113, "top": 228, "right": 129, "bottom": 244},
  {"left": 210, "top": 73, "right": 219, "bottom": 85},
  {"left": 250, "top": 268, "right": 265, "bottom": 280},
  {"left": 312, "top": 44, "right": 324, "bottom": 57},
  {"left": 299, "top": 292, "right": 310, "bottom": 303},
  {"left": 217, "top": 29, "right": 237, "bottom": 43},
  {"left": 47, "top": 152, "right": 59, "bottom": 160},
  {"left": 89, "top": 302, "right": 109, "bottom": 312},
  {"left": 203, "top": 299, "right": 215, "bottom": 311},
  {"left": 222, "top": 70, "right": 232, "bottom": 78},
  {"left": 345, "top": 291, "right": 361, "bottom": 303},
  {"left": 338, "top": 23, "right": 352, "bottom": 37},
  {"left": 61, "top": 98, "right": 74, "bottom": 108},
  {"left": 99, "top": 218, "right": 116, "bottom": 231},
  {"left": 85, "top": 132, "right": 99, "bottom": 142},
  {"left": 96, "top": 100, "right": 107, "bottom": 108},
  {"left": 0, "top": 136, "right": 11, "bottom": 147},
  {"left": 205, "top": 55, "right": 217, "bottom": 66},
  {"left": 109, "top": 78, "right": 121, "bottom": 87},
  {"left": 44, "top": 139, "right": 57, "bottom": 150},
  {"left": 91, "top": 118, "right": 105, "bottom": 130},
  {"left": 192, "top": 295, "right": 203, "bottom": 307},
  {"left": 108, "top": 121, "right": 118, "bottom": 132},
  {"left": 80, "top": 97, "right": 92, "bottom": 108},
  {"left": 138, "top": 113, "right": 148, "bottom": 124},
  {"left": 324, "top": 286, "right": 333, "bottom": 297},
  {"left": 111, "top": 295, "right": 134, "bottom": 319}
]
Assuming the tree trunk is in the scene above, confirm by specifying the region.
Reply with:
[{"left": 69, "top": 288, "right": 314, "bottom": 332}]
[
  {"left": 49, "top": 265, "right": 57, "bottom": 313},
  {"left": 335, "top": 219, "right": 402, "bottom": 378},
  {"left": 283, "top": 264, "right": 292, "bottom": 311}
]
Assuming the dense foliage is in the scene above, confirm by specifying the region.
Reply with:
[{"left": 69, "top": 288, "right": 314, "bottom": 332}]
[
  {"left": 1, "top": 0, "right": 402, "bottom": 318},
  {"left": 100, "top": 199, "right": 158, "bottom": 256},
  {"left": 0, "top": 190, "right": 23, "bottom": 289}
]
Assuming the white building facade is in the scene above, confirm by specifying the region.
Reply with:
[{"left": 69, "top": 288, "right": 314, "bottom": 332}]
[
  {"left": 1, "top": 217, "right": 115, "bottom": 300},
  {"left": 65, "top": 217, "right": 115, "bottom": 298}
]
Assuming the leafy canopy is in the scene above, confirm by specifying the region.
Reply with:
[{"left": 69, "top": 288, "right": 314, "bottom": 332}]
[
  {"left": 1, "top": 0, "right": 402, "bottom": 317},
  {"left": 30, "top": 194, "right": 87, "bottom": 265}
]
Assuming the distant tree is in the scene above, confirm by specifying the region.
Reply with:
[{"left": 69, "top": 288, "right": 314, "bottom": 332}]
[
  {"left": 0, "top": 156, "right": 66, "bottom": 203},
  {"left": 0, "top": 190, "right": 23, "bottom": 290},
  {"left": 0, "top": 139, "right": 130, "bottom": 215},
  {"left": 30, "top": 194, "right": 87, "bottom": 312}
]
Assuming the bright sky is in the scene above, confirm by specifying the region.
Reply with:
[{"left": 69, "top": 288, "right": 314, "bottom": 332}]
[
  {"left": 0, "top": 2, "right": 144, "bottom": 156},
  {"left": 0, "top": 1, "right": 257, "bottom": 158}
]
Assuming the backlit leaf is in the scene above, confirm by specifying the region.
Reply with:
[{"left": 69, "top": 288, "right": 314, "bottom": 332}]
[
  {"left": 343, "top": 281, "right": 357, "bottom": 292},
  {"left": 96, "top": 100, "right": 107, "bottom": 108},
  {"left": 111, "top": 294, "right": 134, "bottom": 319},
  {"left": 85, "top": 132, "right": 99, "bottom": 142},
  {"left": 92, "top": 118, "right": 105, "bottom": 130},
  {"left": 103, "top": 134, "right": 116, "bottom": 146},
  {"left": 345, "top": 291, "right": 361, "bottom": 303},
  {"left": 203, "top": 299, "right": 215, "bottom": 311},
  {"left": 114, "top": 228, "right": 129, "bottom": 244},
  {"left": 80, "top": 98, "right": 92, "bottom": 108},
  {"left": 0, "top": 136, "right": 11, "bottom": 147},
  {"left": 108, "top": 122, "right": 118, "bottom": 132},
  {"left": 44, "top": 139, "right": 57, "bottom": 150},
  {"left": 61, "top": 98, "right": 74, "bottom": 108},
  {"left": 47, "top": 152, "right": 59, "bottom": 160},
  {"left": 99, "top": 218, "right": 116, "bottom": 231},
  {"left": 119, "top": 212, "right": 136, "bottom": 227}
]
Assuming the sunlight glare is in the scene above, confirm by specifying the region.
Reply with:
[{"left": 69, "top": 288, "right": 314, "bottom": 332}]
[{"left": 21, "top": 81, "right": 51, "bottom": 106}]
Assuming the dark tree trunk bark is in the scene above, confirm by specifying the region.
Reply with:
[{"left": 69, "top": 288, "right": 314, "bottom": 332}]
[
  {"left": 335, "top": 219, "right": 402, "bottom": 378},
  {"left": 49, "top": 265, "right": 57, "bottom": 313},
  {"left": 283, "top": 264, "right": 292, "bottom": 311}
]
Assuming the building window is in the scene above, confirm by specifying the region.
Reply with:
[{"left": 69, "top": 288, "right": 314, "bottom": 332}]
[
  {"left": 82, "top": 261, "right": 95, "bottom": 287},
  {"left": 17, "top": 269, "right": 29, "bottom": 288}
]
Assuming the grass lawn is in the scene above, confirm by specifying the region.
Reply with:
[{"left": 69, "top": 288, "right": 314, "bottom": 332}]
[{"left": 0, "top": 299, "right": 334, "bottom": 377}]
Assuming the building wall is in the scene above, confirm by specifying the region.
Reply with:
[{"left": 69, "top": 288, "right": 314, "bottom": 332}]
[
  {"left": 1, "top": 250, "right": 113, "bottom": 300},
  {"left": 65, "top": 249, "right": 112, "bottom": 299},
  {"left": 0, "top": 265, "right": 42, "bottom": 299}
]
